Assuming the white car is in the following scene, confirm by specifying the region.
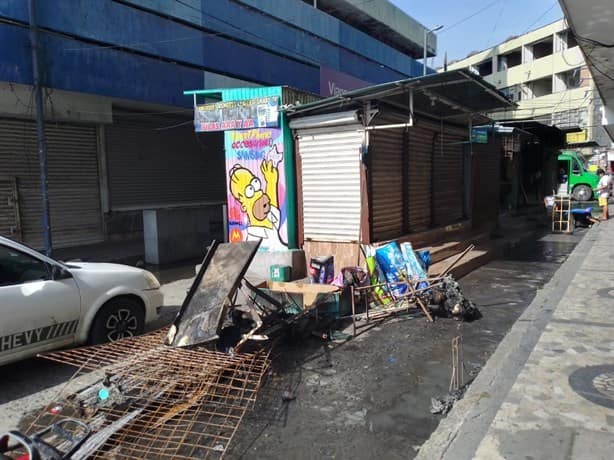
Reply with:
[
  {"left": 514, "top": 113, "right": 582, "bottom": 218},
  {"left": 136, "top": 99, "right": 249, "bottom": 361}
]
[{"left": 0, "top": 236, "right": 163, "bottom": 365}]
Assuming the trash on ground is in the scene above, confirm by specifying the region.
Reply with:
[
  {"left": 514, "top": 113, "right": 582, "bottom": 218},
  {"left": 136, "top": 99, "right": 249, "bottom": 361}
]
[
  {"left": 430, "top": 388, "right": 465, "bottom": 415},
  {"left": 8, "top": 235, "right": 482, "bottom": 459}
]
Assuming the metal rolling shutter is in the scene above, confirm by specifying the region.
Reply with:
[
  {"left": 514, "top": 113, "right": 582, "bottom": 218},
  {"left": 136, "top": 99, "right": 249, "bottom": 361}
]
[
  {"left": 0, "top": 119, "right": 102, "bottom": 249},
  {"left": 370, "top": 128, "right": 404, "bottom": 241},
  {"left": 105, "top": 112, "right": 226, "bottom": 210},
  {"left": 297, "top": 126, "right": 363, "bottom": 242},
  {"left": 432, "top": 125, "right": 466, "bottom": 226},
  {"left": 407, "top": 124, "right": 435, "bottom": 232}
]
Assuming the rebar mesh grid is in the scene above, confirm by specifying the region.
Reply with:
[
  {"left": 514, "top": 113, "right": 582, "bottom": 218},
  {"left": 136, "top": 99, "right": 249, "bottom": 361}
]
[{"left": 27, "top": 329, "right": 269, "bottom": 459}]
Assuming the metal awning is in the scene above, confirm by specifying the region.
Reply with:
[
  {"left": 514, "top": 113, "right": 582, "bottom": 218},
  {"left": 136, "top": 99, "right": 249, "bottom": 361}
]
[{"left": 283, "top": 70, "right": 515, "bottom": 126}]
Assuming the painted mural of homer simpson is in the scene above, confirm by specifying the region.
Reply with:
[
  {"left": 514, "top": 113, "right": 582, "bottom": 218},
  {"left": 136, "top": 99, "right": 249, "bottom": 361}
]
[{"left": 229, "top": 144, "right": 287, "bottom": 249}]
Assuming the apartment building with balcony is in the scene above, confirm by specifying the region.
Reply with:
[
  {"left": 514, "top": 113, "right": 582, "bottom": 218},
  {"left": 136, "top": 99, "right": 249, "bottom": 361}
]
[{"left": 447, "top": 19, "right": 610, "bottom": 154}]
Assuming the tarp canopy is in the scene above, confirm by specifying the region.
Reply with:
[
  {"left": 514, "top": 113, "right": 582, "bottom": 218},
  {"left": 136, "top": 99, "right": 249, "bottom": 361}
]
[{"left": 283, "top": 69, "right": 515, "bottom": 126}]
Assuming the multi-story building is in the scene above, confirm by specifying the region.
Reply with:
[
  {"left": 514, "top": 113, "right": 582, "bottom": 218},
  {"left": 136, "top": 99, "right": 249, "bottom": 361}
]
[
  {"left": 0, "top": 0, "right": 435, "bottom": 251},
  {"left": 446, "top": 19, "right": 610, "bottom": 154}
]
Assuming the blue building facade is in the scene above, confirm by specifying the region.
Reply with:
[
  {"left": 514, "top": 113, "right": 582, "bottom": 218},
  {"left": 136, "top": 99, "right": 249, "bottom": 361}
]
[
  {"left": 0, "top": 0, "right": 428, "bottom": 107},
  {"left": 0, "top": 0, "right": 433, "bottom": 250}
]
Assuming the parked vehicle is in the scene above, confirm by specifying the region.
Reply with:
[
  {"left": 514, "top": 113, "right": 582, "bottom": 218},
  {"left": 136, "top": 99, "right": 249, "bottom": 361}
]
[
  {"left": 0, "top": 236, "right": 163, "bottom": 365},
  {"left": 557, "top": 150, "right": 600, "bottom": 201}
]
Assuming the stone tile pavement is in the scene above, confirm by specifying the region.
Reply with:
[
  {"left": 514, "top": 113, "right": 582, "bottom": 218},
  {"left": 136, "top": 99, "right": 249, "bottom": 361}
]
[{"left": 417, "top": 220, "right": 614, "bottom": 460}]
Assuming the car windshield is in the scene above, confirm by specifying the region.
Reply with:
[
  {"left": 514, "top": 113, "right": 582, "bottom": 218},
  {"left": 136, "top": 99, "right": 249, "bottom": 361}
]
[
  {"left": 6, "top": 238, "right": 71, "bottom": 269},
  {"left": 576, "top": 153, "right": 589, "bottom": 171}
]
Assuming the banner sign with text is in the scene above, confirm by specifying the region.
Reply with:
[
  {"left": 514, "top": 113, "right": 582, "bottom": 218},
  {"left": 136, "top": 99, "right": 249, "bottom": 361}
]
[{"left": 195, "top": 96, "right": 279, "bottom": 132}]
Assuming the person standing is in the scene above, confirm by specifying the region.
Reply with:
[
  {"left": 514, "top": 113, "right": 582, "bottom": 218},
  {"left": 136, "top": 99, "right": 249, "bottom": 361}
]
[{"left": 596, "top": 168, "right": 610, "bottom": 220}]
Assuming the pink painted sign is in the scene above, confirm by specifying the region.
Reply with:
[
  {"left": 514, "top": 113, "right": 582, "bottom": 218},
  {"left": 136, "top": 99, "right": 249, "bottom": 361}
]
[{"left": 225, "top": 128, "right": 288, "bottom": 251}]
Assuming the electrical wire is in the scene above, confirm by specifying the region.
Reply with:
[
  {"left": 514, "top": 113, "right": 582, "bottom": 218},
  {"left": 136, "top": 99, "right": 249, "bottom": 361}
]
[
  {"left": 522, "top": 1, "right": 559, "bottom": 34},
  {"left": 153, "top": 120, "right": 193, "bottom": 131},
  {"left": 439, "top": 0, "right": 501, "bottom": 34},
  {"left": 486, "top": 0, "right": 506, "bottom": 48}
]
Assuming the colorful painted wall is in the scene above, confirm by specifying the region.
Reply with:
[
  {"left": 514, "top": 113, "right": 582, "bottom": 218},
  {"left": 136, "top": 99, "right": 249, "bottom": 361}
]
[
  {"left": 186, "top": 86, "right": 299, "bottom": 251},
  {"left": 225, "top": 128, "right": 289, "bottom": 251}
]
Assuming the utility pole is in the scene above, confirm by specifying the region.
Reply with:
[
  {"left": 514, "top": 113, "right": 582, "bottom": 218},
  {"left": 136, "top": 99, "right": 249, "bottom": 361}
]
[{"left": 28, "top": 0, "right": 52, "bottom": 255}]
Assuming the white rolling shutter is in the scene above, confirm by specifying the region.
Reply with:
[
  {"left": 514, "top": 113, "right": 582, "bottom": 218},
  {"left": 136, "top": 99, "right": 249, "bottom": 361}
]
[{"left": 297, "top": 126, "right": 364, "bottom": 242}]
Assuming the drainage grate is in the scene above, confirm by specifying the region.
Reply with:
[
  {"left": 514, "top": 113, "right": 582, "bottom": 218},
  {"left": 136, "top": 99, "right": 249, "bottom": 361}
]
[{"left": 568, "top": 365, "right": 614, "bottom": 409}]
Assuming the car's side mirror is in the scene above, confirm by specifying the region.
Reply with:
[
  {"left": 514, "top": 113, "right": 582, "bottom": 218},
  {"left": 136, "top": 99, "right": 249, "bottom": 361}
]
[{"left": 51, "top": 265, "right": 73, "bottom": 281}]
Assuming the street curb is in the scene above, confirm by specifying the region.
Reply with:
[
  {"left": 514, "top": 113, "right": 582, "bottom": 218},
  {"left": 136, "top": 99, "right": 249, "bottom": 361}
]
[{"left": 415, "top": 226, "right": 599, "bottom": 460}]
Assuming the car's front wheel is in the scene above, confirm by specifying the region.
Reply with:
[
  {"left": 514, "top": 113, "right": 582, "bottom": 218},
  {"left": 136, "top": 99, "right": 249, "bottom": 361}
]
[
  {"left": 89, "top": 297, "right": 144, "bottom": 345},
  {"left": 572, "top": 184, "right": 593, "bottom": 201}
]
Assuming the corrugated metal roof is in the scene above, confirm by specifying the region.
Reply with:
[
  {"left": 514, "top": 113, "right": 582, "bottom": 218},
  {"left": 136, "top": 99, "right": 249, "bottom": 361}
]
[{"left": 283, "top": 70, "right": 515, "bottom": 126}]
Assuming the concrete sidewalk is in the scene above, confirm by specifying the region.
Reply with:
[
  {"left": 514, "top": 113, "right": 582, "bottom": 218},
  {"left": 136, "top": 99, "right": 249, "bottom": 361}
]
[{"left": 417, "top": 220, "right": 614, "bottom": 460}]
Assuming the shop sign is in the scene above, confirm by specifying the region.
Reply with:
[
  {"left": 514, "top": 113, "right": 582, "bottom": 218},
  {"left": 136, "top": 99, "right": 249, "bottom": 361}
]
[
  {"left": 566, "top": 130, "right": 587, "bottom": 144},
  {"left": 195, "top": 96, "right": 279, "bottom": 132},
  {"left": 471, "top": 127, "right": 489, "bottom": 144}
]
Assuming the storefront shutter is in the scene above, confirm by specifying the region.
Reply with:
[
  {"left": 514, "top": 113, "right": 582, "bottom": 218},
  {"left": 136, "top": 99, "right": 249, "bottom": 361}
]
[
  {"left": 432, "top": 125, "right": 466, "bottom": 226},
  {"left": 407, "top": 123, "right": 435, "bottom": 232},
  {"left": 0, "top": 118, "right": 102, "bottom": 248},
  {"left": 105, "top": 112, "right": 226, "bottom": 210},
  {"left": 370, "top": 128, "right": 404, "bottom": 241},
  {"left": 297, "top": 126, "right": 364, "bottom": 242}
]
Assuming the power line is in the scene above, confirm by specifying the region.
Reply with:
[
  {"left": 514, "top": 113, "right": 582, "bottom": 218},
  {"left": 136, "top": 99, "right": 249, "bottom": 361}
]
[
  {"left": 440, "top": 0, "right": 501, "bottom": 34},
  {"left": 523, "top": 1, "right": 558, "bottom": 34},
  {"left": 486, "top": 0, "right": 506, "bottom": 47},
  {"left": 153, "top": 120, "right": 193, "bottom": 131}
]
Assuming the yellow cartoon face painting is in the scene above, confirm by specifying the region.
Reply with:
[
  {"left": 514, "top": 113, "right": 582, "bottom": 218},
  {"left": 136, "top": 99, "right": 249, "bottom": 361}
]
[{"left": 229, "top": 143, "right": 286, "bottom": 249}]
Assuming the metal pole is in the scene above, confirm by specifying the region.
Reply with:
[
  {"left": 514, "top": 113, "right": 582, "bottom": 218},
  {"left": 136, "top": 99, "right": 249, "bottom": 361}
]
[
  {"left": 28, "top": 0, "right": 52, "bottom": 255},
  {"left": 423, "top": 29, "right": 427, "bottom": 76}
]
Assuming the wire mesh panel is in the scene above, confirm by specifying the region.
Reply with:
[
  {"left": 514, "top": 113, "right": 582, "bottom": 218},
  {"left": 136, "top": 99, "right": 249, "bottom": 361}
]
[{"left": 27, "top": 330, "right": 269, "bottom": 459}]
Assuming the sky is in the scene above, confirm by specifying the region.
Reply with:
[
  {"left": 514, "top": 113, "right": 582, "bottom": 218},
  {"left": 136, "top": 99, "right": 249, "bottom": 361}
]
[{"left": 389, "top": 0, "right": 564, "bottom": 69}]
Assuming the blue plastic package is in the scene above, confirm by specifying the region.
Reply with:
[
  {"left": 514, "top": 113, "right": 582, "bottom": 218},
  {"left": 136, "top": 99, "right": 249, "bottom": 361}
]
[
  {"left": 375, "top": 242, "right": 407, "bottom": 296},
  {"left": 400, "top": 243, "right": 427, "bottom": 280},
  {"left": 417, "top": 250, "right": 431, "bottom": 272}
]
